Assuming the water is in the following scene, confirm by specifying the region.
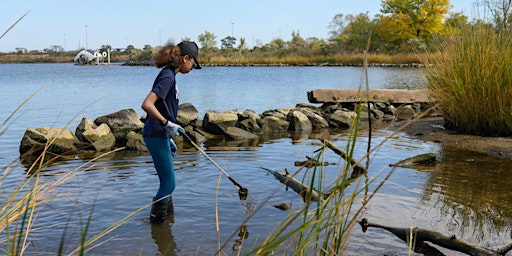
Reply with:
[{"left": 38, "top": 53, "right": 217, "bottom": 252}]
[{"left": 1, "top": 63, "right": 512, "bottom": 255}]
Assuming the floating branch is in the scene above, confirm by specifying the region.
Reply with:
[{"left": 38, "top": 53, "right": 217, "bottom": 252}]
[
  {"left": 262, "top": 167, "right": 323, "bottom": 202},
  {"left": 389, "top": 152, "right": 437, "bottom": 168},
  {"left": 294, "top": 156, "right": 336, "bottom": 168},
  {"left": 359, "top": 218, "right": 512, "bottom": 256}
]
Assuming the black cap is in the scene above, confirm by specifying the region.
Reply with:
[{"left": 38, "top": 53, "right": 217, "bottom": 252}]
[{"left": 178, "top": 41, "right": 202, "bottom": 69}]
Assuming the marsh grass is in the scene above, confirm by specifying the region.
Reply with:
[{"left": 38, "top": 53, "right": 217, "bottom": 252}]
[
  {"left": 208, "top": 52, "right": 428, "bottom": 66},
  {"left": 424, "top": 25, "right": 512, "bottom": 136}
]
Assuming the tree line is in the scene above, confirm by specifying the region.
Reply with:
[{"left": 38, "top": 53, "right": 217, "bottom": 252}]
[{"left": 6, "top": 0, "right": 511, "bottom": 63}]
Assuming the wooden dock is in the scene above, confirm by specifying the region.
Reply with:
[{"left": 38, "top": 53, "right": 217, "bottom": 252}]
[{"left": 307, "top": 89, "right": 434, "bottom": 104}]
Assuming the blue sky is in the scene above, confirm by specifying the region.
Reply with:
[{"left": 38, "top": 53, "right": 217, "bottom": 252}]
[{"left": 1, "top": 0, "right": 478, "bottom": 52}]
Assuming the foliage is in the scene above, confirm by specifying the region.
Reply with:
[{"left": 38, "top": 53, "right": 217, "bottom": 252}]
[
  {"left": 379, "top": 0, "right": 451, "bottom": 40},
  {"left": 423, "top": 24, "right": 512, "bottom": 136},
  {"left": 485, "top": 0, "right": 512, "bottom": 31},
  {"left": 197, "top": 30, "right": 217, "bottom": 51}
]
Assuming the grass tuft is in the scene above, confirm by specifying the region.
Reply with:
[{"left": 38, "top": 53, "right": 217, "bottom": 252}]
[{"left": 423, "top": 25, "right": 512, "bottom": 136}]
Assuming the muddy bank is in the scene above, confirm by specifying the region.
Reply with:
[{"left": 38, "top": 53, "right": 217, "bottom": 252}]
[{"left": 391, "top": 117, "right": 512, "bottom": 160}]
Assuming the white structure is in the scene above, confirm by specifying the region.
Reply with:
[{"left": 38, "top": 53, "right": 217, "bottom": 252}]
[{"left": 74, "top": 49, "right": 110, "bottom": 65}]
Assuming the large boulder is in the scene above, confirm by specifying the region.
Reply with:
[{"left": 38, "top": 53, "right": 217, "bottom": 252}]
[
  {"left": 75, "top": 118, "right": 97, "bottom": 142},
  {"left": 298, "top": 107, "right": 329, "bottom": 130},
  {"left": 177, "top": 103, "right": 199, "bottom": 126},
  {"left": 396, "top": 104, "right": 417, "bottom": 120},
  {"left": 261, "top": 116, "right": 290, "bottom": 134},
  {"left": 20, "top": 127, "right": 81, "bottom": 158},
  {"left": 287, "top": 110, "right": 313, "bottom": 131},
  {"left": 327, "top": 110, "right": 356, "bottom": 128},
  {"left": 237, "top": 109, "right": 262, "bottom": 134},
  {"left": 224, "top": 126, "right": 260, "bottom": 140},
  {"left": 202, "top": 110, "right": 240, "bottom": 134},
  {"left": 126, "top": 131, "right": 147, "bottom": 151},
  {"left": 81, "top": 123, "right": 116, "bottom": 152},
  {"left": 94, "top": 109, "right": 144, "bottom": 145}
]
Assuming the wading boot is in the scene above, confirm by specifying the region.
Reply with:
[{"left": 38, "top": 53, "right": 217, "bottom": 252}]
[
  {"left": 150, "top": 199, "right": 169, "bottom": 224},
  {"left": 166, "top": 197, "right": 174, "bottom": 215}
]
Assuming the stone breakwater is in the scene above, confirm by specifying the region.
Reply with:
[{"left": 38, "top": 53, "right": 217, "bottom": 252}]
[{"left": 19, "top": 100, "right": 437, "bottom": 166}]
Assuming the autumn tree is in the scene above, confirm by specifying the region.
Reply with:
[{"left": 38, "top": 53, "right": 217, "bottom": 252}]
[{"left": 379, "top": 0, "right": 451, "bottom": 42}]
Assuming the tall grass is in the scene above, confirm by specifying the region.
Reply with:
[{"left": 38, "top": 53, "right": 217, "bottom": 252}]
[
  {"left": 206, "top": 52, "right": 428, "bottom": 66},
  {"left": 1, "top": 97, "right": 139, "bottom": 255},
  {"left": 423, "top": 25, "right": 512, "bottom": 136}
]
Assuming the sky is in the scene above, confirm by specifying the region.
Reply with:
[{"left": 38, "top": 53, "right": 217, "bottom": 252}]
[{"left": 1, "top": 0, "right": 479, "bottom": 52}]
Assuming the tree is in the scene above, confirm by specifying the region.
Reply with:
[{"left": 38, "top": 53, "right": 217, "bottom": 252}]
[
  {"left": 343, "top": 13, "right": 380, "bottom": 51},
  {"left": 443, "top": 12, "right": 469, "bottom": 34},
  {"left": 328, "top": 13, "right": 348, "bottom": 50},
  {"left": 197, "top": 31, "right": 217, "bottom": 50},
  {"left": 290, "top": 31, "right": 307, "bottom": 48},
  {"left": 99, "top": 44, "right": 112, "bottom": 53},
  {"left": 15, "top": 47, "right": 27, "bottom": 54},
  {"left": 380, "top": 0, "right": 451, "bottom": 40},
  {"left": 125, "top": 45, "right": 135, "bottom": 54},
  {"left": 238, "top": 37, "right": 247, "bottom": 54},
  {"left": 220, "top": 36, "right": 236, "bottom": 51},
  {"left": 484, "top": 0, "right": 512, "bottom": 31}
]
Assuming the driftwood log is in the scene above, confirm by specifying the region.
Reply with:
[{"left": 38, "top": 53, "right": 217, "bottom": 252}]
[
  {"left": 321, "top": 139, "right": 366, "bottom": 177},
  {"left": 359, "top": 218, "right": 512, "bottom": 256}
]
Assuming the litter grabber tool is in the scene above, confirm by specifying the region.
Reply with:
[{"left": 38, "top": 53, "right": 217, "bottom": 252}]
[{"left": 179, "top": 130, "right": 248, "bottom": 200}]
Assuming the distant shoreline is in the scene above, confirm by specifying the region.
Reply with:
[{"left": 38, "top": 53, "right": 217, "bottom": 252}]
[{"left": 0, "top": 52, "right": 427, "bottom": 67}]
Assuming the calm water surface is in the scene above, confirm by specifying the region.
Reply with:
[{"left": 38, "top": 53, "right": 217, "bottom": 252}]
[{"left": 1, "top": 63, "right": 512, "bottom": 255}]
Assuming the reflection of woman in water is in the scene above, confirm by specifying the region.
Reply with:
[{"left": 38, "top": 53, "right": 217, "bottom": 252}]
[{"left": 151, "top": 210, "right": 177, "bottom": 256}]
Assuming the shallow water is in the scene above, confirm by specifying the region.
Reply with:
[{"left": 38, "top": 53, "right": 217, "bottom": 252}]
[{"left": 1, "top": 64, "right": 511, "bottom": 255}]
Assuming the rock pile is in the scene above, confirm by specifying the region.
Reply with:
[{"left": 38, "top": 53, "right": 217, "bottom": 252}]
[{"left": 19, "top": 101, "right": 436, "bottom": 166}]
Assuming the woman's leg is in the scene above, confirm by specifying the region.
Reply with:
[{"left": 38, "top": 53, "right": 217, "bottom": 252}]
[{"left": 143, "top": 136, "right": 176, "bottom": 203}]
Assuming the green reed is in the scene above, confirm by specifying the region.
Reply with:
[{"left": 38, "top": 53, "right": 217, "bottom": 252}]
[{"left": 423, "top": 25, "right": 512, "bottom": 136}]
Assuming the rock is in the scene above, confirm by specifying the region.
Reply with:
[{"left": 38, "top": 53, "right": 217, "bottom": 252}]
[
  {"left": 297, "top": 107, "right": 329, "bottom": 130},
  {"left": 327, "top": 110, "right": 356, "bottom": 128},
  {"left": 237, "top": 109, "right": 262, "bottom": 133},
  {"left": 177, "top": 103, "right": 199, "bottom": 126},
  {"left": 202, "top": 110, "right": 240, "bottom": 134},
  {"left": 396, "top": 104, "right": 417, "bottom": 120},
  {"left": 82, "top": 123, "right": 116, "bottom": 152},
  {"left": 262, "top": 107, "right": 293, "bottom": 119},
  {"left": 287, "top": 110, "right": 313, "bottom": 131},
  {"left": 94, "top": 109, "right": 144, "bottom": 145},
  {"left": 20, "top": 127, "right": 80, "bottom": 157},
  {"left": 183, "top": 127, "right": 208, "bottom": 144},
  {"left": 237, "top": 118, "right": 262, "bottom": 134},
  {"left": 239, "top": 109, "right": 262, "bottom": 122},
  {"left": 75, "top": 118, "right": 97, "bottom": 142},
  {"left": 126, "top": 131, "right": 147, "bottom": 151},
  {"left": 224, "top": 126, "right": 260, "bottom": 140},
  {"left": 261, "top": 116, "right": 290, "bottom": 133}
]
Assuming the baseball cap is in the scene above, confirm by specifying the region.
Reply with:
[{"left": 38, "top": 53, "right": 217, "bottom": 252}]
[{"left": 178, "top": 41, "right": 202, "bottom": 69}]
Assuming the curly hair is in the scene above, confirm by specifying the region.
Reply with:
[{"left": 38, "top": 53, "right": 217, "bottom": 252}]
[{"left": 152, "top": 42, "right": 181, "bottom": 69}]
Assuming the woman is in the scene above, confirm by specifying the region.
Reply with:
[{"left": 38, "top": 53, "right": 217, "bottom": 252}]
[{"left": 141, "top": 41, "right": 201, "bottom": 224}]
